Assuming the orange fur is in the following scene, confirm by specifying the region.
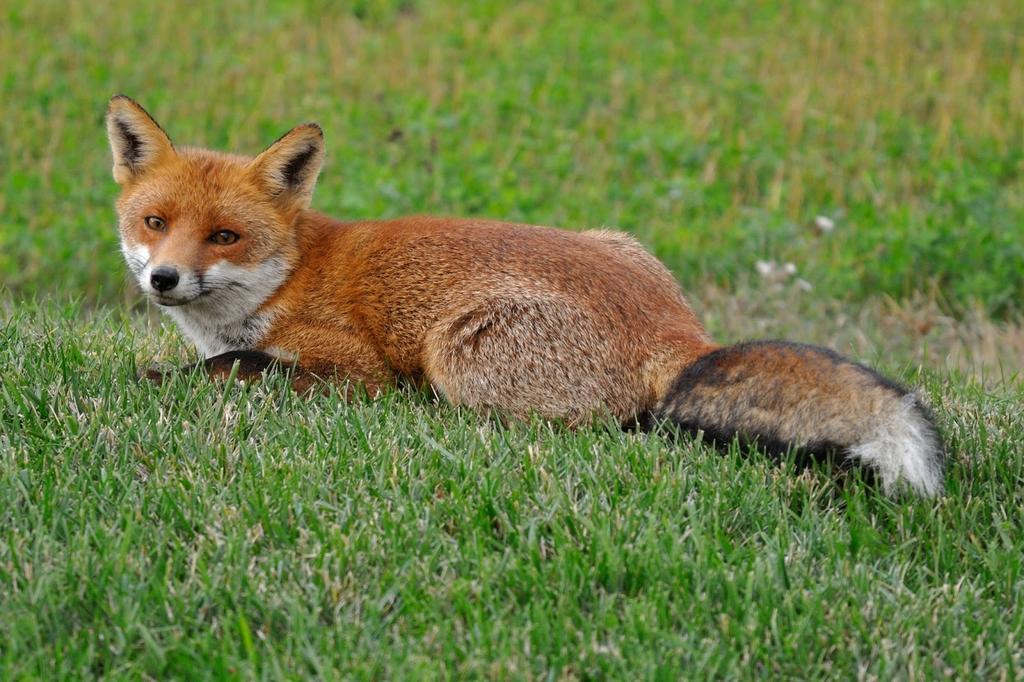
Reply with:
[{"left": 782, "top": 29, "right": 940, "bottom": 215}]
[{"left": 107, "top": 96, "right": 715, "bottom": 423}]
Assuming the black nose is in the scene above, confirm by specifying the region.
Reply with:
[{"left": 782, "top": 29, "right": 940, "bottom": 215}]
[{"left": 150, "top": 266, "right": 180, "bottom": 292}]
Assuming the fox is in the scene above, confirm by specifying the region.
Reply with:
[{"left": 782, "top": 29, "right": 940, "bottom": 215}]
[{"left": 105, "top": 95, "right": 946, "bottom": 497}]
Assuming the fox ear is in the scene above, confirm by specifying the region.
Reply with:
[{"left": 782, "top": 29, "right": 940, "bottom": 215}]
[
  {"left": 249, "top": 123, "right": 325, "bottom": 210},
  {"left": 106, "top": 95, "right": 175, "bottom": 184}
]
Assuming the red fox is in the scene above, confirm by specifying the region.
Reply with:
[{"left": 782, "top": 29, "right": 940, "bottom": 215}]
[{"left": 105, "top": 95, "right": 945, "bottom": 497}]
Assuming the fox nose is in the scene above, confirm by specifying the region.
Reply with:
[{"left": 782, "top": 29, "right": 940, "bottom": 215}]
[{"left": 150, "top": 266, "right": 180, "bottom": 292}]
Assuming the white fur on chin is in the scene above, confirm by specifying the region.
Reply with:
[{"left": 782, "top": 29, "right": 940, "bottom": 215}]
[
  {"left": 121, "top": 238, "right": 288, "bottom": 359},
  {"left": 164, "top": 258, "right": 288, "bottom": 358}
]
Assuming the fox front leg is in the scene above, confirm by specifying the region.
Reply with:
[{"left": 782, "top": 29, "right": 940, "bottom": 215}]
[
  {"left": 142, "top": 350, "right": 300, "bottom": 387},
  {"left": 143, "top": 350, "right": 392, "bottom": 397}
]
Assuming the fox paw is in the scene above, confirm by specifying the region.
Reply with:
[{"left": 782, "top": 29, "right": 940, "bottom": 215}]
[{"left": 141, "top": 367, "right": 167, "bottom": 385}]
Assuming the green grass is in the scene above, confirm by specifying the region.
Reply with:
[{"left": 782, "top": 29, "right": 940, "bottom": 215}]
[
  {"left": 0, "top": 298, "right": 1020, "bottom": 680},
  {"left": 1, "top": 303, "right": 1022, "bottom": 679},
  {"left": 2, "top": 0, "right": 1024, "bottom": 678},
  {"left": 1, "top": 0, "right": 1023, "bottom": 313}
]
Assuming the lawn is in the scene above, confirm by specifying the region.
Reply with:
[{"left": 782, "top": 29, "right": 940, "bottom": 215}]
[{"left": 2, "top": 0, "right": 1023, "bottom": 678}]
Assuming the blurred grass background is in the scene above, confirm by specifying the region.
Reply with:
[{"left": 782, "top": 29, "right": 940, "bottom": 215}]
[{"left": 2, "top": 0, "right": 1022, "bottom": 315}]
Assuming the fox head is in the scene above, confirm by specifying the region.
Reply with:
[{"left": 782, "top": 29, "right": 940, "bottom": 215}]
[{"left": 105, "top": 95, "right": 323, "bottom": 319}]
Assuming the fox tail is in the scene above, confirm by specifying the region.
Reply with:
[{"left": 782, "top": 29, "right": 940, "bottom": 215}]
[{"left": 653, "top": 341, "right": 945, "bottom": 496}]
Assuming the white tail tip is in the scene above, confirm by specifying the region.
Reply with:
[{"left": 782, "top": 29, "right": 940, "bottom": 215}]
[{"left": 847, "top": 394, "right": 945, "bottom": 497}]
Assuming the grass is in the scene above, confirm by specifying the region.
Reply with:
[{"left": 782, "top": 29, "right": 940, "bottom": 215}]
[
  {"left": 1, "top": 0, "right": 1023, "bottom": 313},
  {"left": 2, "top": 0, "right": 1024, "bottom": 678},
  {"left": 1, "top": 302, "right": 1022, "bottom": 678}
]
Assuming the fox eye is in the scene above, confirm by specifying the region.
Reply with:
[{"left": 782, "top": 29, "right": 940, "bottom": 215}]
[
  {"left": 144, "top": 216, "right": 166, "bottom": 231},
  {"left": 209, "top": 230, "right": 240, "bottom": 245}
]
